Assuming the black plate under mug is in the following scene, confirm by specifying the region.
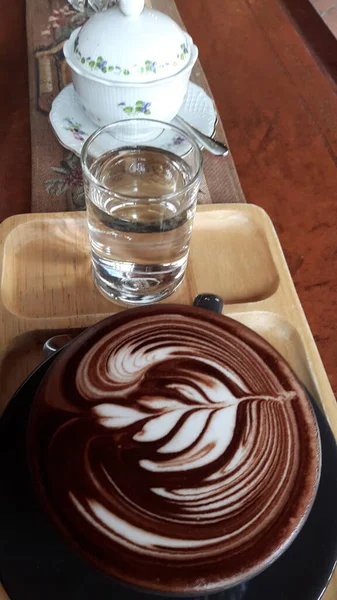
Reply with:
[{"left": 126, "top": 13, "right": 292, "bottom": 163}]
[{"left": 0, "top": 355, "right": 337, "bottom": 600}]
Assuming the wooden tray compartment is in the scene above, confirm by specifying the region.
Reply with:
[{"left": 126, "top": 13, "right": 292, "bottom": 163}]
[{"left": 1, "top": 209, "right": 278, "bottom": 320}]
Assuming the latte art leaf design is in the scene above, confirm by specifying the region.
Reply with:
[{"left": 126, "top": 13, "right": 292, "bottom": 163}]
[
  {"left": 89, "top": 376, "right": 296, "bottom": 476},
  {"left": 30, "top": 309, "right": 320, "bottom": 594}
]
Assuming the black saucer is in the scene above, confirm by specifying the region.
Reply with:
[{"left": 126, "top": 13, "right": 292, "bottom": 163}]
[{"left": 0, "top": 355, "right": 337, "bottom": 600}]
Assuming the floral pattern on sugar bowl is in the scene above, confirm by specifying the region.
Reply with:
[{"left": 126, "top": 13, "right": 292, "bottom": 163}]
[
  {"left": 118, "top": 101, "right": 152, "bottom": 116},
  {"left": 74, "top": 34, "right": 189, "bottom": 77},
  {"left": 63, "top": 117, "right": 87, "bottom": 141}
]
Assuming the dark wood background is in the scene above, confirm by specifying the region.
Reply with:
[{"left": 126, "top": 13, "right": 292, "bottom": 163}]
[{"left": 1, "top": 0, "right": 337, "bottom": 394}]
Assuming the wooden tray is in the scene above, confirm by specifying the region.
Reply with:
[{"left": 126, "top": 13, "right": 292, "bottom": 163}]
[{"left": 0, "top": 204, "right": 336, "bottom": 600}]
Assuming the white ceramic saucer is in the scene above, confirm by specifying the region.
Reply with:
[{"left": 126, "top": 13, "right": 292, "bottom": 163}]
[{"left": 49, "top": 82, "right": 217, "bottom": 157}]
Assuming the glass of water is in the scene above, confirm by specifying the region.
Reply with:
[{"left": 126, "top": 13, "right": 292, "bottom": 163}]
[{"left": 81, "top": 119, "right": 203, "bottom": 305}]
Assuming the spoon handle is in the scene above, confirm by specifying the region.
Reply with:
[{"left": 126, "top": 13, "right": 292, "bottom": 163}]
[{"left": 175, "top": 116, "right": 229, "bottom": 157}]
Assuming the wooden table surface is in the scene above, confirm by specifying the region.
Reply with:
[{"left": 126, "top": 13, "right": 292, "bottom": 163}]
[{"left": 1, "top": 0, "right": 337, "bottom": 397}]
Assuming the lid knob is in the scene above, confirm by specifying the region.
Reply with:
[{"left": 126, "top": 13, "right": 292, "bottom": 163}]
[{"left": 119, "top": 0, "right": 144, "bottom": 17}]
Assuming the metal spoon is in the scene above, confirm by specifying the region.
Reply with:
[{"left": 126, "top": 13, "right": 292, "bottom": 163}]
[
  {"left": 174, "top": 115, "right": 229, "bottom": 157},
  {"left": 68, "top": 0, "right": 115, "bottom": 12},
  {"left": 88, "top": 0, "right": 113, "bottom": 11}
]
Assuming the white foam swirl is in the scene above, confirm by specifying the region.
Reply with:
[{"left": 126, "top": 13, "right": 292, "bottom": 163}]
[{"left": 71, "top": 316, "right": 302, "bottom": 553}]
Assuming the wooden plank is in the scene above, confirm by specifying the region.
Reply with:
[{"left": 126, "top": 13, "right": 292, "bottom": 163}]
[{"left": 175, "top": 0, "right": 337, "bottom": 398}]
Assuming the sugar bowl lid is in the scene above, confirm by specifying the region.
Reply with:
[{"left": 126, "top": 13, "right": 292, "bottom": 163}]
[{"left": 66, "top": 0, "right": 193, "bottom": 83}]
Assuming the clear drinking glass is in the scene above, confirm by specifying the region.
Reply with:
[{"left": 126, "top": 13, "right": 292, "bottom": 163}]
[{"left": 81, "top": 119, "right": 203, "bottom": 305}]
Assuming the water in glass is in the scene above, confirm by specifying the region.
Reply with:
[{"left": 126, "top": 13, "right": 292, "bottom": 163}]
[{"left": 85, "top": 147, "right": 199, "bottom": 304}]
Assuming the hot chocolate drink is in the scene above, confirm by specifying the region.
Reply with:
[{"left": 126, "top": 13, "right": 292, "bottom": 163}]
[{"left": 28, "top": 305, "right": 321, "bottom": 594}]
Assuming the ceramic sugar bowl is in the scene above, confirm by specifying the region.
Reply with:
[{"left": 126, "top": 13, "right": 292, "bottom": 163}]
[{"left": 63, "top": 0, "right": 198, "bottom": 131}]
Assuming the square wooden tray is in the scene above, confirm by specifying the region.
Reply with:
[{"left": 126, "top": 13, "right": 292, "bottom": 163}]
[{"left": 0, "top": 204, "right": 336, "bottom": 599}]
